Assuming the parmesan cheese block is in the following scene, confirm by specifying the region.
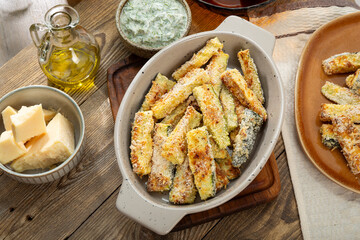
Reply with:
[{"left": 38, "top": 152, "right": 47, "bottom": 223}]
[
  {"left": 10, "top": 113, "right": 75, "bottom": 172},
  {"left": 0, "top": 131, "right": 27, "bottom": 164},
  {"left": 1, "top": 106, "right": 17, "bottom": 131},
  {"left": 10, "top": 104, "right": 46, "bottom": 142},
  {"left": 43, "top": 109, "right": 57, "bottom": 124}
]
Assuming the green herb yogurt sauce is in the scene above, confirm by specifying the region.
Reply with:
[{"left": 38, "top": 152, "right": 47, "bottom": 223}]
[{"left": 120, "top": 0, "right": 188, "bottom": 48}]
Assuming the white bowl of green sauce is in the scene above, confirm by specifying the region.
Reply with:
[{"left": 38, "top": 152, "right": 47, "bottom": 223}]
[{"left": 116, "top": 0, "right": 192, "bottom": 58}]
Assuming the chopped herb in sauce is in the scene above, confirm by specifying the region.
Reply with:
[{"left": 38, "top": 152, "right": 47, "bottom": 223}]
[{"left": 120, "top": 0, "right": 188, "bottom": 48}]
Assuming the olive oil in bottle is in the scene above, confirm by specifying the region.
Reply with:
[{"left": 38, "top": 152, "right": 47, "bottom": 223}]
[
  {"left": 40, "top": 42, "right": 100, "bottom": 88},
  {"left": 30, "top": 5, "right": 100, "bottom": 89}
]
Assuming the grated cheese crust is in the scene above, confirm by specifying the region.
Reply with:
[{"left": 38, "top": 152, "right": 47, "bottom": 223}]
[
  {"left": 172, "top": 37, "right": 223, "bottom": 81},
  {"left": 321, "top": 81, "right": 360, "bottom": 105},
  {"left": 147, "top": 124, "right": 175, "bottom": 192},
  {"left": 151, "top": 68, "right": 210, "bottom": 119},
  {"left": 206, "top": 50, "right": 229, "bottom": 96},
  {"left": 221, "top": 69, "right": 267, "bottom": 121},
  {"left": 187, "top": 126, "right": 216, "bottom": 200},
  {"left": 193, "top": 84, "right": 230, "bottom": 149},
  {"left": 169, "top": 156, "right": 197, "bottom": 204},
  {"left": 161, "top": 106, "right": 202, "bottom": 165},
  {"left": 322, "top": 52, "right": 360, "bottom": 75},
  {"left": 141, "top": 73, "right": 175, "bottom": 111},
  {"left": 238, "top": 49, "right": 265, "bottom": 104},
  {"left": 130, "top": 111, "right": 154, "bottom": 177}
]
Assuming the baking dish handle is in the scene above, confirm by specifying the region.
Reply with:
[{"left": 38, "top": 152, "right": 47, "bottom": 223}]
[
  {"left": 215, "top": 15, "right": 275, "bottom": 56},
  {"left": 116, "top": 179, "right": 187, "bottom": 235}
]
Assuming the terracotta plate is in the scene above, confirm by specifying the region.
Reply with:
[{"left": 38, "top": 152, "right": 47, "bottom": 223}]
[{"left": 295, "top": 12, "right": 360, "bottom": 193}]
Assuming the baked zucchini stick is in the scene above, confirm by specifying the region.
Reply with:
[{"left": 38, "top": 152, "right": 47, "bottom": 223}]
[
  {"left": 193, "top": 84, "right": 230, "bottom": 149},
  {"left": 141, "top": 73, "right": 175, "bottom": 111},
  {"left": 238, "top": 49, "right": 265, "bottom": 104},
  {"left": 233, "top": 108, "right": 263, "bottom": 167},
  {"left": 220, "top": 86, "right": 238, "bottom": 132},
  {"left": 172, "top": 37, "right": 223, "bottom": 81},
  {"left": 216, "top": 151, "right": 241, "bottom": 180},
  {"left": 320, "top": 124, "right": 340, "bottom": 149},
  {"left": 169, "top": 156, "right": 197, "bottom": 204},
  {"left": 161, "top": 106, "right": 202, "bottom": 165},
  {"left": 206, "top": 50, "right": 229, "bottom": 96},
  {"left": 210, "top": 137, "right": 228, "bottom": 159},
  {"left": 130, "top": 111, "right": 154, "bottom": 177},
  {"left": 147, "top": 124, "right": 174, "bottom": 192},
  {"left": 346, "top": 69, "right": 360, "bottom": 94},
  {"left": 161, "top": 97, "right": 192, "bottom": 127},
  {"left": 333, "top": 117, "right": 360, "bottom": 175},
  {"left": 187, "top": 126, "right": 216, "bottom": 200},
  {"left": 321, "top": 81, "right": 360, "bottom": 105},
  {"left": 152, "top": 68, "right": 210, "bottom": 119},
  {"left": 320, "top": 123, "right": 360, "bottom": 149},
  {"left": 221, "top": 69, "right": 267, "bottom": 121},
  {"left": 319, "top": 104, "right": 360, "bottom": 122},
  {"left": 322, "top": 52, "right": 360, "bottom": 75},
  {"left": 215, "top": 161, "right": 229, "bottom": 192}
]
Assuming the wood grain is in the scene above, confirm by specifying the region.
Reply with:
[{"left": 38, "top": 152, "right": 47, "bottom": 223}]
[{"left": 0, "top": 0, "right": 313, "bottom": 238}]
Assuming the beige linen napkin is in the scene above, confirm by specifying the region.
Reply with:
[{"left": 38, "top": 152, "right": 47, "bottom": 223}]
[{"left": 249, "top": 6, "right": 360, "bottom": 240}]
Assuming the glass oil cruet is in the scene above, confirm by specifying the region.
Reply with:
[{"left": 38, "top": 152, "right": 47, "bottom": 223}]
[{"left": 30, "top": 5, "right": 100, "bottom": 89}]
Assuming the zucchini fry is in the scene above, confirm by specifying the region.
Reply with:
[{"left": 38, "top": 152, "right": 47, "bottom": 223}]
[
  {"left": 346, "top": 69, "right": 360, "bottom": 94},
  {"left": 322, "top": 52, "right": 360, "bottom": 75},
  {"left": 172, "top": 37, "right": 223, "bottom": 81},
  {"left": 147, "top": 124, "right": 174, "bottom": 192},
  {"left": 320, "top": 124, "right": 340, "bottom": 149},
  {"left": 321, "top": 81, "right": 360, "bottom": 105},
  {"left": 141, "top": 73, "right": 175, "bottom": 111},
  {"left": 333, "top": 117, "right": 360, "bottom": 175},
  {"left": 216, "top": 151, "right": 241, "bottom": 180},
  {"left": 221, "top": 69, "right": 267, "bottom": 121},
  {"left": 233, "top": 108, "right": 263, "bottom": 167},
  {"left": 130, "top": 111, "right": 154, "bottom": 177},
  {"left": 152, "top": 68, "right": 210, "bottom": 119},
  {"left": 193, "top": 84, "right": 230, "bottom": 149},
  {"left": 187, "top": 126, "right": 216, "bottom": 200},
  {"left": 161, "top": 97, "right": 192, "bottom": 127},
  {"left": 215, "top": 162, "right": 229, "bottom": 192},
  {"left": 219, "top": 86, "right": 238, "bottom": 132},
  {"left": 238, "top": 49, "right": 265, "bottom": 104},
  {"left": 169, "top": 156, "right": 197, "bottom": 204},
  {"left": 319, "top": 104, "right": 360, "bottom": 122},
  {"left": 210, "top": 137, "right": 228, "bottom": 159},
  {"left": 206, "top": 50, "right": 229, "bottom": 96},
  {"left": 161, "top": 106, "right": 202, "bottom": 165}
]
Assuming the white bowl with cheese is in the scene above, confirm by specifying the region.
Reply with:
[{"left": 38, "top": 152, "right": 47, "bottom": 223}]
[{"left": 0, "top": 85, "right": 85, "bottom": 184}]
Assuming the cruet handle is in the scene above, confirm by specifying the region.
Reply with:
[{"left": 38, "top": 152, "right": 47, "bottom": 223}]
[{"left": 29, "top": 23, "right": 49, "bottom": 48}]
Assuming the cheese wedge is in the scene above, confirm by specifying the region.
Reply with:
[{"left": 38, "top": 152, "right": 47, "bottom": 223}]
[
  {"left": 11, "top": 113, "right": 75, "bottom": 172},
  {"left": 0, "top": 131, "right": 27, "bottom": 164},
  {"left": 11, "top": 104, "right": 46, "bottom": 142},
  {"left": 43, "top": 109, "right": 57, "bottom": 124},
  {"left": 1, "top": 106, "right": 17, "bottom": 131}
]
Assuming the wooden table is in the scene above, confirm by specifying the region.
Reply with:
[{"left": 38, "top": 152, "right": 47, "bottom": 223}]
[{"left": 0, "top": 0, "right": 357, "bottom": 239}]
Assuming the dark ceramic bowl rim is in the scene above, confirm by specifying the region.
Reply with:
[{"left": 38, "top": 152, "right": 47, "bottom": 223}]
[{"left": 197, "top": 0, "right": 275, "bottom": 11}]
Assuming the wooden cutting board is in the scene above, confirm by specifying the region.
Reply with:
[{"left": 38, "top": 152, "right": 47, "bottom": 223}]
[{"left": 107, "top": 55, "right": 281, "bottom": 231}]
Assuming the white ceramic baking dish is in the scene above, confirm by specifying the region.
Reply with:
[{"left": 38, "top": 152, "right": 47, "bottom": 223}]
[{"left": 114, "top": 16, "right": 284, "bottom": 235}]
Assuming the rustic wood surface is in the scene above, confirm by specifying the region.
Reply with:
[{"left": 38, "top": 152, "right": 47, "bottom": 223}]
[{"left": 0, "top": 0, "right": 357, "bottom": 239}]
